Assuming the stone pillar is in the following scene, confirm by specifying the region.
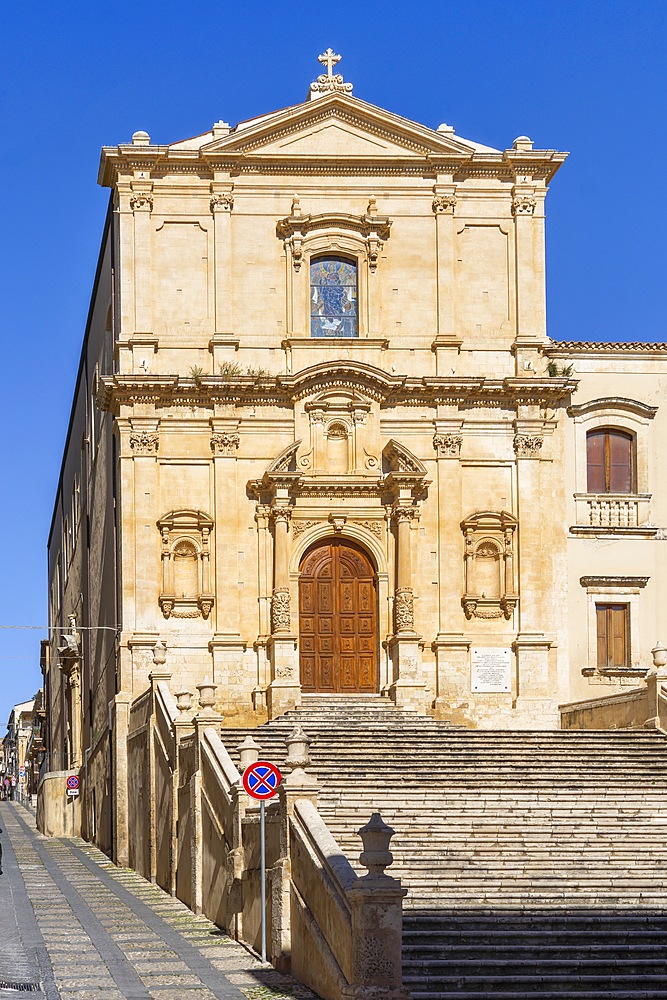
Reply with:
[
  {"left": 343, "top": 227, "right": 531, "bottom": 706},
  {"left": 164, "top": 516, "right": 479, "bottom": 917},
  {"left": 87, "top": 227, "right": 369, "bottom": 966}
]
[
  {"left": 128, "top": 419, "right": 160, "bottom": 628},
  {"left": 510, "top": 142, "right": 546, "bottom": 374},
  {"left": 344, "top": 814, "right": 408, "bottom": 1000},
  {"left": 148, "top": 643, "right": 171, "bottom": 884},
  {"left": 267, "top": 505, "right": 300, "bottom": 718},
  {"left": 432, "top": 422, "right": 467, "bottom": 717},
  {"left": 431, "top": 183, "right": 462, "bottom": 374},
  {"left": 253, "top": 504, "right": 273, "bottom": 710},
  {"left": 388, "top": 505, "right": 426, "bottom": 711},
  {"left": 274, "top": 749, "right": 319, "bottom": 972},
  {"left": 645, "top": 643, "right": 667, "bottom": 728},
  {"left": 211, "top": 183, "right": 234, "bottom": 337},
  {"left": 513, "top": 421, "right": 556, "bottom": 725},
  {"left": 209, "top": 420, "right": 246, "bottom": 704},
  {"left": 172, "top": 700, "right": 195, "bottom": 897},
  {"left": 110, "top": 691, "right": 132, "bottom": 866},
  {"left": 191, "top": 679, "right": 222, "bottom": 916},
  {"left": 130, "top": 184, "right": 154, "bottom": 336}
]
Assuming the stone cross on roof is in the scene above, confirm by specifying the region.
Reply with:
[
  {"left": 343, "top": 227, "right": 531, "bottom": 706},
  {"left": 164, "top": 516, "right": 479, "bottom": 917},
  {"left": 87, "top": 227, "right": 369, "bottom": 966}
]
[
  {"left": 318, "top": 48, "right": 341, "bottom": 78},
  {"left": 309, "top": 49, "right": 354, "bottom": 100}
]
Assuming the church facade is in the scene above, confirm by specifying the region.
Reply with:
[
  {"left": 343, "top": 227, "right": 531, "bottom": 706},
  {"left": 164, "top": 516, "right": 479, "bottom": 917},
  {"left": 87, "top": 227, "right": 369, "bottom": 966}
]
[{"left": 43, "top": 54, "right": 667, "bottom": 857}]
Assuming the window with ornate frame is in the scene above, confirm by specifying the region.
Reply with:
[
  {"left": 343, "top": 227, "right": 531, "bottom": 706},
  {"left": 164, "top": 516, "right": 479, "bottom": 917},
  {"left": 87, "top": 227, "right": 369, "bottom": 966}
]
[
  {"left": 568, "top": 396, "right": 657, "bottom": 534},
  {"left": 276, "top": 202, "right": 392, "bottom": 341},
  {"left": 580, "top": 575, "right": 648, "bottom": 680}
]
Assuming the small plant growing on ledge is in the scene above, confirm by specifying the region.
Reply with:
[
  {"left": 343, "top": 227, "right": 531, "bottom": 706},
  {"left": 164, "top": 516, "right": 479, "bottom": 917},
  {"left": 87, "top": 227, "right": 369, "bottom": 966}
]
[
  {"left": 546, "top": 360, "right": 574, "bottom": 378},
  {"left": 218, "top": 361, "right": 242, "bottom": 377},
  {"left": 245, "top": 365, "right": 271, "bottom": 378},
  {"left": 188, "top": 365, "right": 205, "bottom": 386}
]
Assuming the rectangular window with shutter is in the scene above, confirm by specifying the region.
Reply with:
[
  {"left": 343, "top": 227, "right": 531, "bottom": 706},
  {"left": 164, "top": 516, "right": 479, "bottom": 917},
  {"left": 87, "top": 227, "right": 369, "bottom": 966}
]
[{"left": 596, "top": 603, "right": 630, "bottom": 669}]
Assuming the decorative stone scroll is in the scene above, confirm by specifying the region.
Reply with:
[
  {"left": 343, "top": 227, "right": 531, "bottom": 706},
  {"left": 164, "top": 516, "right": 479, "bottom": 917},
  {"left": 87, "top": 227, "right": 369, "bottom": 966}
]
[
  {"left": 129, "top": 192, "right": 153, "bottom": 212},
  {"left": 210, "top": 432, "right": 240, "bottom": 456},
  {"left": 511, "top": 194, "right": 536, "bottom": 216},
  {"left": 433, "top": 433, "right": 462, "bottom": 458},
  {"left": 432, "top": 194, "right": 457, "bottom": 214},
  {"left": 129, "top": 430, "right": 159, "bottom": 455},
  {"left": 210, "top": 192, "right": 234, "bottom": 213},
  {"left": 271, "top": 588, "right": 291, "bottom": 633},
  {"left": 513, "top": 434, "right": 543, "bottom": 458}
]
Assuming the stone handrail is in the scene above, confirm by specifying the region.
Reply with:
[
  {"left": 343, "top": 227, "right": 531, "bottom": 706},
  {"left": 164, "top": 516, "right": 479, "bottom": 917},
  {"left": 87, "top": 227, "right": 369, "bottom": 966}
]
[
  {"left": 560, "top": 687, "right": 648, "bottom": 730},
  {"left": 202, "top": 728, "right": 241, "bottom": 792},
  {"left": 289, "top": 798, "right": 356, "bottom": 993}
]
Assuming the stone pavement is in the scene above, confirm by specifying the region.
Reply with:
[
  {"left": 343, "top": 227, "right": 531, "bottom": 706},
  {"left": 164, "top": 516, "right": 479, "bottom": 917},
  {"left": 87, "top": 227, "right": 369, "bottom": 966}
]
[{"left": 0, "top": 802, "right": 319, "bottom": 1000}]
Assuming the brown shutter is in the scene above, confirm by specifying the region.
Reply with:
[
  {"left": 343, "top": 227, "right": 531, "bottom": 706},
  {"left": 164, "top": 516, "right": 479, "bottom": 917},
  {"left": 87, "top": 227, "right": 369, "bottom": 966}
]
[
  {"left": 608, "top": 432, "right": 633, "bottom": 493},
  {"left": 596, "top": 605, "right": 609, "bottom": 669},
  {"left": 610, "top": 605, "right": 628, "bottom": 668},
  {"left": 587, "top": 432, "right": 606, "bottom": 492}
]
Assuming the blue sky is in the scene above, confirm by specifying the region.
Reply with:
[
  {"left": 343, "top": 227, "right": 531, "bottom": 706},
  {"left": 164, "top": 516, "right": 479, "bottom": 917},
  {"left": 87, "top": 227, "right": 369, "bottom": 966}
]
[{"left": 1, "top": 0, "right": 665, "bottom": 723}]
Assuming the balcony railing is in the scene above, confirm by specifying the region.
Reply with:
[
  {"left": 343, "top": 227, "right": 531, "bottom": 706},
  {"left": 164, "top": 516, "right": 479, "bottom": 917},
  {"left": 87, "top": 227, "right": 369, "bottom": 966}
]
[{"left": 573, "top": 493, "right": 654, "bottom": 532}]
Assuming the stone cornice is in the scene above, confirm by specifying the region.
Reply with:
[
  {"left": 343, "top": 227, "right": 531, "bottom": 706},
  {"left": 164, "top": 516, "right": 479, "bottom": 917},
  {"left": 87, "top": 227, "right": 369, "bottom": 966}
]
[
  {"left": 99, "top": 94, "right": 568, "bottom": 187},
  {"left": 98, "top": 367, "right": 577, "bottom": 413}
]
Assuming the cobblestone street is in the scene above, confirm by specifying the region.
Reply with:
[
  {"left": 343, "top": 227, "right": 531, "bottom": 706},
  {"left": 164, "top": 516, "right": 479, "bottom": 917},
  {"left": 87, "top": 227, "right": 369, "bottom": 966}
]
[{"left": 0, "top": 803, "right": 318, "bottom": 1000}]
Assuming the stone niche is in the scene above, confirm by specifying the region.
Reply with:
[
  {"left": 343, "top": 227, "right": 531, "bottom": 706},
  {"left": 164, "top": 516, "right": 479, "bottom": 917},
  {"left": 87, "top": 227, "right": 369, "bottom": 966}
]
[
  {"left": 461, "top": 510, "right": 518, "bottom": 621},
  {"left": 296, "top": 389, "right": 381, "bottom": 476},
  {"left": 157, "top": 509, "right": 215, "bottom": 620}
]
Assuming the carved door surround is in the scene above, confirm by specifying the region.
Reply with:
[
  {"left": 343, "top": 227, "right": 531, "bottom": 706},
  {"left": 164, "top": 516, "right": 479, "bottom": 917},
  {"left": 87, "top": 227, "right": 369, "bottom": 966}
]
[
  {"left": 461, "top": 510, "right": 518, "bottom": 621},
  {"left": 299, "top": 539, "right": 378, "bottom": 693}
]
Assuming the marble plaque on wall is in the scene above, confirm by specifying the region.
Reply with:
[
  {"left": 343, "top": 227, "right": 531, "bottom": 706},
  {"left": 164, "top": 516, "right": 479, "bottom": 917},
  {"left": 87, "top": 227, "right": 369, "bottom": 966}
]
[{"left": 471, "top": 647, "right": 512, "bottom": 693}]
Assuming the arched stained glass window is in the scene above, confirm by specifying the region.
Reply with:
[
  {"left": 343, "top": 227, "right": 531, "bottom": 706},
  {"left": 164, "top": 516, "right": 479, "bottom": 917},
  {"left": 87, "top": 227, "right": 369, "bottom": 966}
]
[{"left": 310, "top": 256, "right": 358, "bottom": 338}]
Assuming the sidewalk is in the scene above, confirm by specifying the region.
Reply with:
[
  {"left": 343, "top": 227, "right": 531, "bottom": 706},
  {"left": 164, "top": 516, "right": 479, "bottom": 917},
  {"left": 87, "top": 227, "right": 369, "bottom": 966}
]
[{"left": 0, "top": 802, "right": 319, "bottom": 1000}]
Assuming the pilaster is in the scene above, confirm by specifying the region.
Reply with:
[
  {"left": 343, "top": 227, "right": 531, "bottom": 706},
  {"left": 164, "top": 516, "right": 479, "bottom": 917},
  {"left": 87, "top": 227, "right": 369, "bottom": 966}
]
[{"left": 211, "top": 180, "right": 234, "bottom": 336}]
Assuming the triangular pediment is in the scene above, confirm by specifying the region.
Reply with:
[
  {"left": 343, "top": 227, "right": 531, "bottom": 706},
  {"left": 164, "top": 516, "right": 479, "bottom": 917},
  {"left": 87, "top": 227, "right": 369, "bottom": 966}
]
[{"left": 200, "top": 93, "right": 479, "bottom": 161}]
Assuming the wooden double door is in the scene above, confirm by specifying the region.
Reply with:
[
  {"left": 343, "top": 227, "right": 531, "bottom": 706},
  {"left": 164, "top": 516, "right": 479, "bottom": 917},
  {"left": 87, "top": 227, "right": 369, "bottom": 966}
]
[{"left": 299, "top": 540, "right": 378, "bottom": 693}]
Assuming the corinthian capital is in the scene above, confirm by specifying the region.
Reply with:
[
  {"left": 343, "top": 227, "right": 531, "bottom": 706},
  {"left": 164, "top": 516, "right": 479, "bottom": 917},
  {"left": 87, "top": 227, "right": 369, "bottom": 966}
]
[
  {"left": 271, "top": 505, "right": 292, "bottom": 525},
  {"left": 391, "top": 504, "right": 417, "bottom": 524}
]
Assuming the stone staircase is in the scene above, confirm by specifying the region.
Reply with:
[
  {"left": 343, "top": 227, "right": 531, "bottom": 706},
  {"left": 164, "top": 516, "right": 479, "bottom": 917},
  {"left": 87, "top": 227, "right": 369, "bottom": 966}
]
[{"left": 220, "top": 694, "right": 667, "bottom": 998}]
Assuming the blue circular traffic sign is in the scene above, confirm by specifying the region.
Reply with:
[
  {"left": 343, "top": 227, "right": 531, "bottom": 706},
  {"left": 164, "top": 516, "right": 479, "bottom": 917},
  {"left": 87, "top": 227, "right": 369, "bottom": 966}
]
[
  {"left": 66, "top": 775, "right": 80, "bottom": 790},
  {"left": 242, "top": 761, "right": 282, "bottom": 800}
]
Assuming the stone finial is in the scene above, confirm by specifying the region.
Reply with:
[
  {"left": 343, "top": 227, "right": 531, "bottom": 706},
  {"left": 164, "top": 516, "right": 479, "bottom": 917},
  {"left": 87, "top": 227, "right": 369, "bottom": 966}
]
[
  {"left": 358, "top": 812, "right": 396, "bottom": 879},
  {"left": 285, "top": 725, "right": 311, "bottom": 769},
  {"left": 196, "top": 677, "right": 217, "bottom": 710},
  {"left": 212, "top": 120, "right": 230, "bottom": 138},
  {"left": 652, "top": 642, "right": 667, "bottom": 670},
  {"left": 437, "top": 122, "right": 455, "bottom": 135},
  {"left": 238, "top": 734, "right": 262, "bottom": 772},
  {"left": 291, "top": 194, "right": 301, "bottom": 217},
  {"left": 152, "top": 640, "right": 167, "bottom": 667},
  {"left": 367, "top": 196, "right": 378, "bottom": 218},
  {"left": 175, "top": 690, "right": 193, "bottom": 713},
  {"left": 131, "top": 130, "right": 151, "bottom": 145},
  {"left": 513, "top": 135, "right": 533, "bottom": 151}
]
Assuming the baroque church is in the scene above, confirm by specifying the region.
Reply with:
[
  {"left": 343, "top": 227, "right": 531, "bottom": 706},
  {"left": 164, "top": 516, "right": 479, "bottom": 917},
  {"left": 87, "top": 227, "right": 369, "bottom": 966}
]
[{"left": 42, "top": 52, "right": 667, "bottom": 959}]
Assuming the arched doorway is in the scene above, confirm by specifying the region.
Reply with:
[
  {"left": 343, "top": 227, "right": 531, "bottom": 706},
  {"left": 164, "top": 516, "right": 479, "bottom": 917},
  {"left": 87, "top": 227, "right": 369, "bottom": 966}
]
[{"left": 299, "top": 539, "right": 378, "bottom": 693}]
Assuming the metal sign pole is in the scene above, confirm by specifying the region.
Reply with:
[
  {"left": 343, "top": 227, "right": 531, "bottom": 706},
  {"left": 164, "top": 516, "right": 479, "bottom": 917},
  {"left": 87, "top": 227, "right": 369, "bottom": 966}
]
[{"left": 260, "top": 798, "right": 266, "bottom": 962}]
